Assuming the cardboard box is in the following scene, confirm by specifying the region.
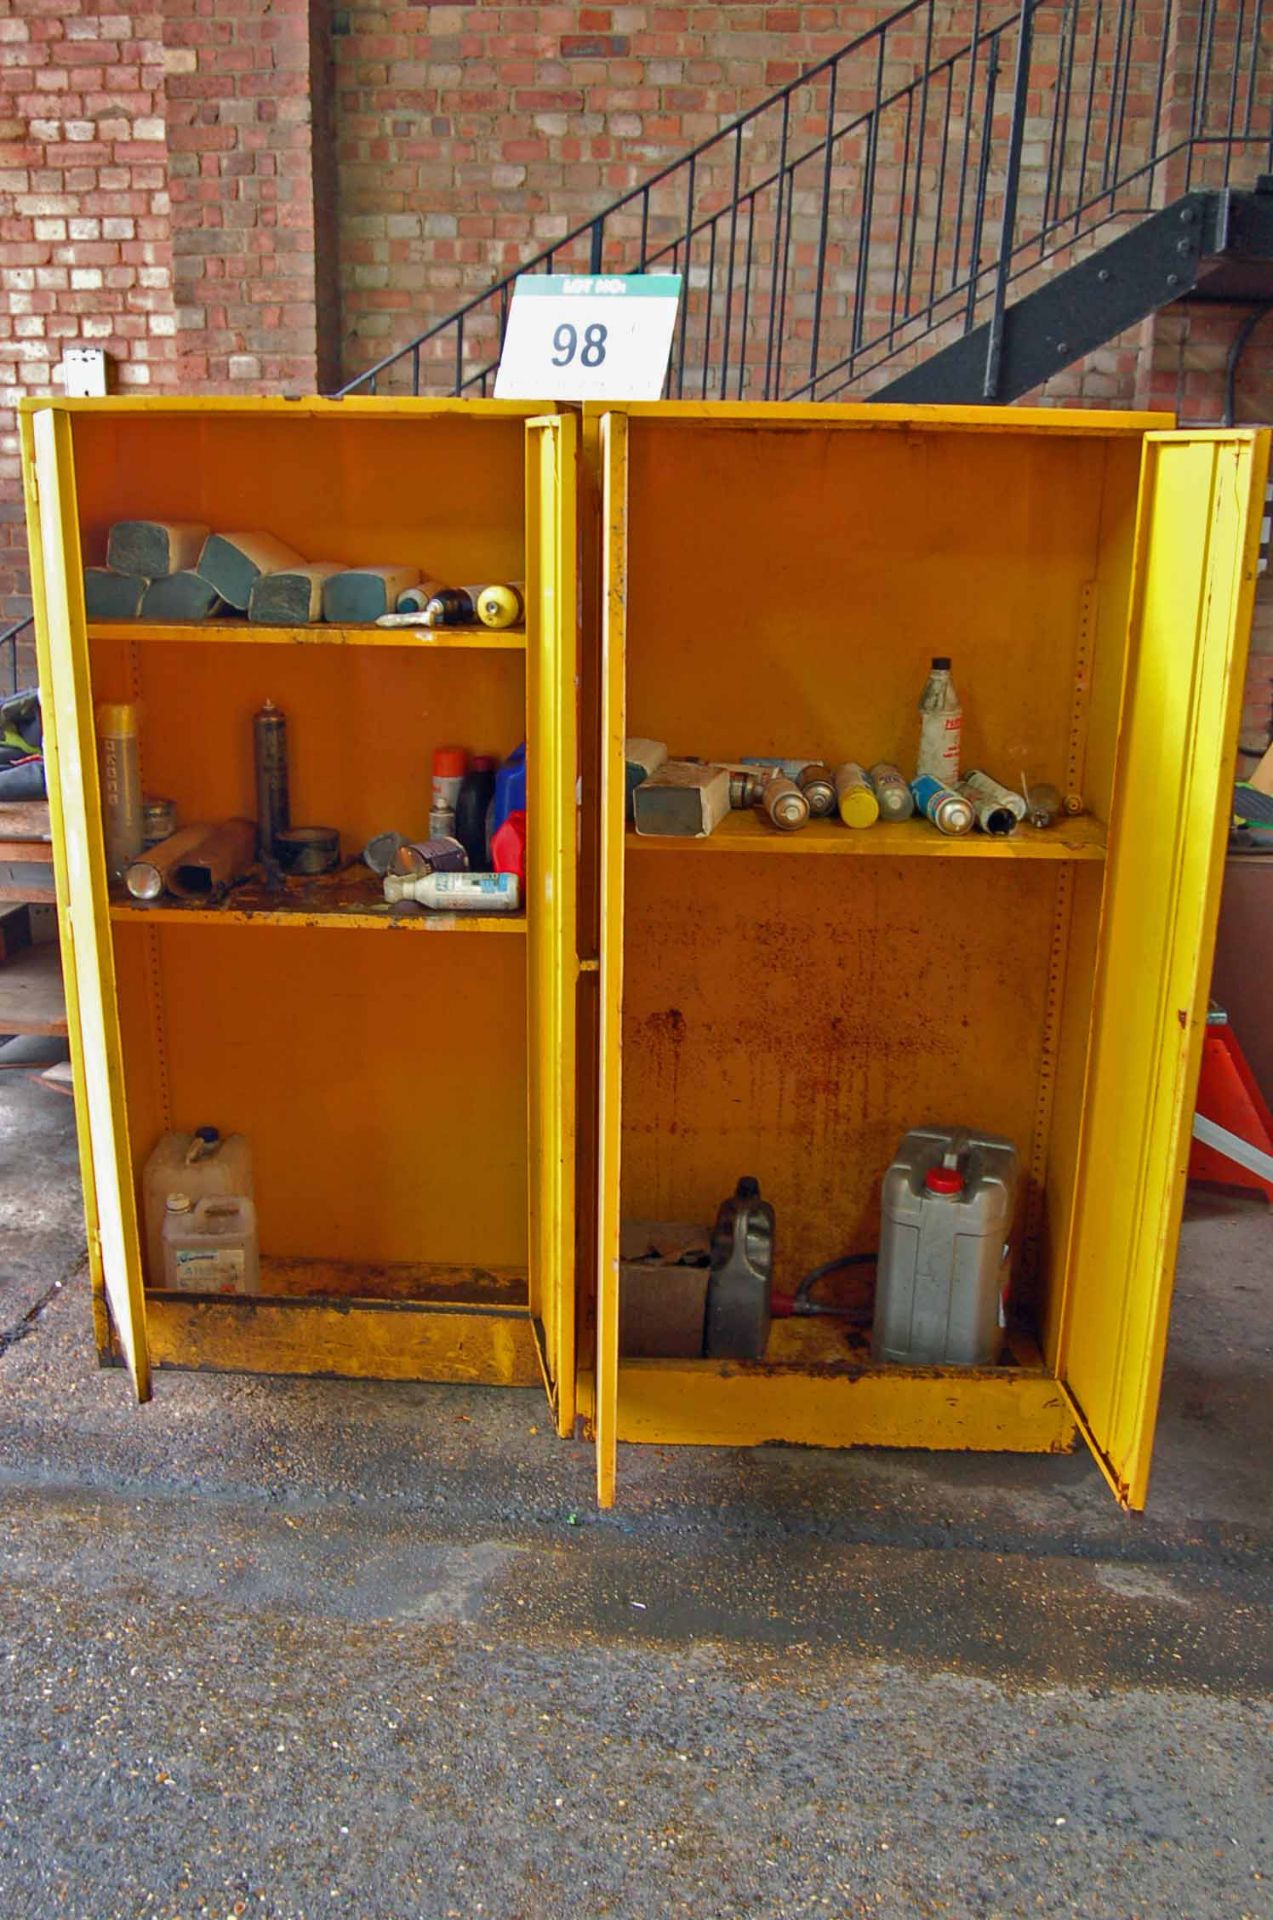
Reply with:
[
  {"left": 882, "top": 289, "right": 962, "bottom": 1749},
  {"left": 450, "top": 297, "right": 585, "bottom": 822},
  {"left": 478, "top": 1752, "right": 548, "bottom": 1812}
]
[{"left": 619, "top": 1219, "right": 711, "bottom": 1357}]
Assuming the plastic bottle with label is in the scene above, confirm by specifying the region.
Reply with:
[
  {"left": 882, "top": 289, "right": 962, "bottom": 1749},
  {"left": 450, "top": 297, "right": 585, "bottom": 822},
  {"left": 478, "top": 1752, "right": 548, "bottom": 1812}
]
[
  {"left": 917, "top": 657, "right": 962, "bottom": 785},
  {"left": 142, "top": 1127, "right": 254, "bottom": 1287},
  {"left": 383, "top": 870, "right": 521, "bottom": 912},
  {"left": 163, "top": 1193, "right": 259, "bottom": 1295}
]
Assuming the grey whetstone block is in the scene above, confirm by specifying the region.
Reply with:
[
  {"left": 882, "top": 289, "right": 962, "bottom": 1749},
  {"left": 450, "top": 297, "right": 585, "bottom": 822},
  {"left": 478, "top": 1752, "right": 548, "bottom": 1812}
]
[
  {"left": 83, "top": 568, "right": 147, "bottom": 619},
  {"left": 196, "top": 532, "right": 307, "bottom": 611},
  {"left": 139, "top": 572, "right": 225, "bottom": 621},
  {"left": 322, "top": 566, "right": 421, "bottom": 623},
  {"left": 106, "top": 521, "right": 209, "bottom": 579},
  {"left": 248, "top": 563, "right": 343, "bottom": 625}
]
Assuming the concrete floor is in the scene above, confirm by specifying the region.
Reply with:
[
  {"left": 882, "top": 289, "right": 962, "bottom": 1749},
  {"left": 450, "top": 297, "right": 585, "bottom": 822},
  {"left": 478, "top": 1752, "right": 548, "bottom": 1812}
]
[{"left": 0, "top": 1073, "right": 1269, "bottom": 1920}]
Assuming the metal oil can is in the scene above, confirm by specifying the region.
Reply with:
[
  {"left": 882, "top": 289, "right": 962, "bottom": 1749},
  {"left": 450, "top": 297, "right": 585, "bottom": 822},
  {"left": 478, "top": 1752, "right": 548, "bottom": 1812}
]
[{"left": 871, "top": 1126, "right": 1018, "bottom": 1366}]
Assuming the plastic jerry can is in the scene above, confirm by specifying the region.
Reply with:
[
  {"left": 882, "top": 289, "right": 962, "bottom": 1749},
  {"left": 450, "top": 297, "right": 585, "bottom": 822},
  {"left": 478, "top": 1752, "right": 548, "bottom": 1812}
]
[
  {"left": 871, "top": 1125, "right": 1018, "bottom": 1366},
  {"left": 142, "top": 1128, "right": 254, "bottom": 1287},
  {"left": 162, "top": 1193, "right": 260, "bottom": 1295},
  {"left": 704, "top": 1176, "right": 775, "bottom": 1359}
]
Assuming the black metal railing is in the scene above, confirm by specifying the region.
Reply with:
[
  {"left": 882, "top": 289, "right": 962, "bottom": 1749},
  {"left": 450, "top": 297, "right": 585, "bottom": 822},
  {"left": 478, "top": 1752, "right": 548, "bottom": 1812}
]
[
  {"left": 0, "top": 617, "right": 31, "bottom": 697},
  {"left": 336, "top": 0, "right": 1273, "bottom": 404}
]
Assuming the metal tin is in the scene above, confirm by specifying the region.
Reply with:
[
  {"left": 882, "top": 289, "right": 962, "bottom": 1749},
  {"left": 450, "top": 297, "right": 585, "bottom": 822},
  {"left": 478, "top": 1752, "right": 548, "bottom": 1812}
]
[
  {"left": 252, "top": 700, "right": 289, "bottom": 861},
  {"left": 797, "top": 761, "right": 837, "bottom": 818},
  {"left": 727, "top": 768, "right": 768, "bottom": 809},
  {"left": 392, "top": 835, "right": 468, "bottom": 876},
  {"left": 911, "top": 773, "right": 974, "bottom": 835},
  {"left": 760, "top": 773, "right": 809, "bottom": 832},
  {"left": 142, "top": 796, "right": 177, "bottom": 847},
  {"left": 1022, "top": 779, "right": 1063, "bottom": 829},
  {"left": 273, "top": 825, "right": 341, "bottom": 875},
  {"left": 867, "top": 762, "right": 915, "bottom": 821},
  {"left": 361, "top": 830, "right": 409, "bottom": 876}
]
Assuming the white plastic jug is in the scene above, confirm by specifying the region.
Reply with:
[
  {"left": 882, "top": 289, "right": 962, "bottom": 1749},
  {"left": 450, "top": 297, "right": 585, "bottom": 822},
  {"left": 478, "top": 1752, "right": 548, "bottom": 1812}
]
[
  {"left": 143, "top": 1129, "right": 254, "bottom": 1287},
  {"left": 162, "top": 1193, "right": 259, "bottom": 1295}
]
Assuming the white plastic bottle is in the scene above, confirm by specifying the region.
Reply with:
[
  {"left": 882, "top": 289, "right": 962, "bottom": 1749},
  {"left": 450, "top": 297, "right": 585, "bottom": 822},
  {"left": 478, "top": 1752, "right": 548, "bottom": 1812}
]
[
  {"left": 142, "top": 1128, "right": 254, "bottom": 1286},
  {"left": 383, "top": 870, "right": 520, "bottom": 911},
  {"left": 162, "top": 1193, "right": 259, "bottom": 1294},
  {"left": 917, "top": 656, "right": 962, "bottom": 785}
]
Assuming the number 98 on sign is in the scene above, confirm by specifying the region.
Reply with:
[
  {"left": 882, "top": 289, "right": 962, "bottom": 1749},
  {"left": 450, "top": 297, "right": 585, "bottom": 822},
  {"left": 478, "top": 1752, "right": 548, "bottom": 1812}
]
[{"left": 493, "top": 274, "right": 682, "bottom": 402}]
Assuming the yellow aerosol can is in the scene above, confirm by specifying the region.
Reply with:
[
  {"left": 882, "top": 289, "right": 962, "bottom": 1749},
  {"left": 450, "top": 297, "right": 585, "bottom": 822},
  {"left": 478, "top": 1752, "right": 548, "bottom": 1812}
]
[{"left": 834, "top": 761, "right": 880, "bottom": 829}]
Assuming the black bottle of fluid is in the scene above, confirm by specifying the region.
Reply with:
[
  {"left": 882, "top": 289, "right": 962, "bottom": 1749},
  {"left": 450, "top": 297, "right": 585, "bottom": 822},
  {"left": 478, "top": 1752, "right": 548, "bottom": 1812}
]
[{"left": 455, "top": 756, "right": 498, "bottom": 870}]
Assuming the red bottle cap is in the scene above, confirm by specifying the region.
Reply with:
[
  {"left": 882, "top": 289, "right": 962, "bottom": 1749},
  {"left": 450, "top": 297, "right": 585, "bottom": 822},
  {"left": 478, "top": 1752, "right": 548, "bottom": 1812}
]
[
  {"left": 469, "top": 754, "right": 499, "bottom": 773},
  {"left": 925, "top": 1165, "right": 964, "bottom": 1196},
  {"left": 433, "top": 746, "right": 468, "bottom": 778}
]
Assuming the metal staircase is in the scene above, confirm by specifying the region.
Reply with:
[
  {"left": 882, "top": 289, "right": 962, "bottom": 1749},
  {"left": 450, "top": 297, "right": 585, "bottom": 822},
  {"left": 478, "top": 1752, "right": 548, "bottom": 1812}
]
[{"left": 336, "top": 0, "right": 1273, "bottom": 405}]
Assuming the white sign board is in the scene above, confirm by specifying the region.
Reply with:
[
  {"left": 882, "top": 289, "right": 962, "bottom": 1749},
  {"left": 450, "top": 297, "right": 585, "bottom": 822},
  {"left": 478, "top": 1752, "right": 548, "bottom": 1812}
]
[{"left": 493, "top": 273, "right": 682, "bottom": 402}]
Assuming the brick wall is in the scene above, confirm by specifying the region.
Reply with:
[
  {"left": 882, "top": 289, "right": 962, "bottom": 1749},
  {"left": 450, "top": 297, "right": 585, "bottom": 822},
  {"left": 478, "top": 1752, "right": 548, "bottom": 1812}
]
[{"left": 1, "top": 0, "right": 1271, "bottom": 764}]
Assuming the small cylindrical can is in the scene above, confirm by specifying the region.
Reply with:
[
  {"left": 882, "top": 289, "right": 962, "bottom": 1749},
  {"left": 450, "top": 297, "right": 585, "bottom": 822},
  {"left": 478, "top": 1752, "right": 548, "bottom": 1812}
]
[
  {"left": 760, "top": 773, "right": 809, "bottom": 832},
  {"left": 96, "top": 702, "right": 144, "bottom": 879},
  {"left": 142, "top": 796, "right": 177, "bottom": 848},
  {"left": 392, "top": 836, "right": 469, "bottom": 876},
  {"left": 728, "top": 768, "right": 769, "bottom": 810},
  {"left": 912, "top": 773, "right": 974, "bottom": 836},
  {"left": 797, "top": 761, "right": 837, "bottom": 818},
  {"left": 1022, "top": 780, "right": 1063, "bottom": 829},
  {"left": 868, "top": 762, "right": 915, "bottom": 821},
  {"left": 1063, "top": 791, "right": 1085, "bottom": 817},
  {"left": 959, "top": 769, "right": 1026, "bottom": 837},
  {"left": 475, "top": 582, "right": 525, "bottom": 630},
  {"left": 421, "top": 588, "right": 477, "bottom": 628},
  {"left": 834, "top": 761, "right": 880, "bottom": 829},
  {"left": 253, "top": 700, "right": 289, "bottom": 861}
]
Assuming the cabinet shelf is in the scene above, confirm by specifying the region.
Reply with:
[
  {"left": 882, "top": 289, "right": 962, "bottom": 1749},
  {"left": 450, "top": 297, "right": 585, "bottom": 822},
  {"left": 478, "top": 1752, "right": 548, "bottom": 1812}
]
[
  {"left": 88, "top": 620, "right": 526, "bottom": 652},
  {"left": 109, "top": 867, "right": 525, "bottom": 934},
  {"left": 626, "top": 811, "right": 1107, "bottom": 861}
]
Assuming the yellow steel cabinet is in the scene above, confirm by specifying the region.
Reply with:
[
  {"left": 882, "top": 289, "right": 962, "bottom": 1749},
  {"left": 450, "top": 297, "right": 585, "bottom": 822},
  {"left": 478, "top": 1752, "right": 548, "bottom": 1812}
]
[
  {"left": 22, "top": 397, "right": 580, "bottom": 1414},
  {"left": 584, "top": 403, "right": 1267, "bottom": 1510}
]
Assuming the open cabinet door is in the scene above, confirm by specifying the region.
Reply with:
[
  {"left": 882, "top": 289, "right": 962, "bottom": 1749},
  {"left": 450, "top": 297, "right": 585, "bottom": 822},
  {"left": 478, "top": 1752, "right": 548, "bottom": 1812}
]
[
  {"left": 1060, "top": 428, "right": 1269, "bottom": 1508},
  {"left": 25, "top": 404, "right": 150, "bottom": 1399},
  {"left": 593, "top": 411, "right": 628, "bottom": 1509},
  {"left": 526, "top": 412, "right": 579, "bottom": 1434}
]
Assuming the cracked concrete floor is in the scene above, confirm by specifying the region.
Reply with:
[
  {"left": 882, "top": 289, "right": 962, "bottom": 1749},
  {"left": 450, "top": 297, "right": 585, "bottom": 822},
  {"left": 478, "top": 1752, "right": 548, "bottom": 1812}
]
[{"left": 0, "top": 1073, "right": 1269, "bottom": 1920}]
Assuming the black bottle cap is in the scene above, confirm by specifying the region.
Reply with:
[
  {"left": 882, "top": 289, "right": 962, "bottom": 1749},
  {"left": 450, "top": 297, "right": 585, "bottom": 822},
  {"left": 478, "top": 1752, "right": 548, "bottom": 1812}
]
[{"left": 931, "top": 655, "right": 951, "bottom": 670}]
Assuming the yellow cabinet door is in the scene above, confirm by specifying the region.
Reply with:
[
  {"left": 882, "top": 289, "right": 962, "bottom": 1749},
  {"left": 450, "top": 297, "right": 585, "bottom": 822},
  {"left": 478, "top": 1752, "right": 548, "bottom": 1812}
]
[
  {"left": 525, "top": 412, "right": 581, "bottom": 1431},
  {"left": 23, "top": 403, "right": 151, "bottom": 1399},
  {"left": 1059, "top": 428, "right": 1270, "bottom": 1508},
  {"left": 593, "top": 410, "right": 628, "bottom": 1508}
]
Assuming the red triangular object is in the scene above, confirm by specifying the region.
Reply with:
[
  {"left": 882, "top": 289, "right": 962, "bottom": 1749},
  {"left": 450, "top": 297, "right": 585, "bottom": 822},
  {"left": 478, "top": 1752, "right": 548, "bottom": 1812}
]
[{"left": 1189, "top": 1018, "right": 1273, "bottom": 1202}]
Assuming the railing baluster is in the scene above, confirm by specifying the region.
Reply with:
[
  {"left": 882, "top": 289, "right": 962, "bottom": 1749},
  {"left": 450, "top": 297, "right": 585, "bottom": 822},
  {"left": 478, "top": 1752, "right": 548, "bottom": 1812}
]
[
  {"left": 950, "top": 0, "right": 983, "bottom": 294},
  {"left": 701, "top": 213, "right": 717, "bottom": 400},
  {"left": 1244, "top": 0, "right": 1264, "bottom": 132},
  {"left": 1075, "top": 0, "right": 1102, "bottom": 232},
  {"left": 675, "top": 153, "right": 696, "bottom": 400},
  {"left": 1044, "top": 0, "right": 1076, "bottom": 238},
  {"left": 852, "top": 76, "right": 882, "bottom": 358},
  {"left": 412, "top": 344, "right": 420, "bottom": 397},
  {"left": 927, "top": 65, "right": 955, "bottom": 313},
  {"left": 739, "top": 191, "right": 756, "bottom": 399},
  {"left": 720, "top": 126, "right": 744, "bottom": 401},
  {"left": 1149, "top": 0, "right": 1176, "bottom": 206},
  {"left": 1225, "top": 0, "right": 1247, "bottom": 176},
  {"left": 1103, "top": 0, "right": 1129, "bottom": 191},
  {"left": 890, "top": 86, "right": 915, "bottom": 340},
  {"left": 903, "top": 2, "right": 934, "bottom": 325},
  {"left": 639, "top": 186, "right": 650, "bottom": 269},
  {"left": 810, "top": 58, "right": 840, "bottom": 387},
  {"left": 455, "top": 314, "right": 464, "bottom": 397},
  {"left": 984, "top": 2, "right": 1035, "bottom": 397},
  {"left": 764, "top": 93, "right": 791, "bottom": 401},
  {"left": 590, "top": 216, "right": 605, "bottom": 274},
  {"left": 965, "top": 30, "right": 1002, "bottom": 332}
]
